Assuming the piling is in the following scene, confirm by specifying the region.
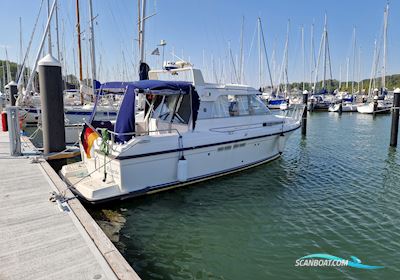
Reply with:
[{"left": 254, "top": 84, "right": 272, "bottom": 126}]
[
  {"left": 6, "top": 81, "right": 18, "bottom": 106},
  {"left": 390, "top": 88, "right": 400, "bottom": 147},
  {"left": 38, "top": 54, "right": 66, "bottom": 170},
  {"left": 6, "top": 106, "right": 21, "bottom": 156},
  {"left": 302, "top": 90, "right": 308, "bottom": 135},
  {"left": 373, "top": 96, "right": 378, "bottom": 117}
]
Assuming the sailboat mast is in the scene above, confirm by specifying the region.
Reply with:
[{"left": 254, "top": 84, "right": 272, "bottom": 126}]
[
  {"left": 310, "top": 23, "right": 314, "bottom": 88},
  {"left": 272, "top": 47, "right": 276, "bottom": 87},
  {"left": 88, "top": 0, "right": 97, "bottom": 97},
  {"left": 75, "top": 0, "right": 84, "bottom": 104},
  {"left": 139, "top": 0, "right": 147, "bottom": 64},
  {"left": 301, "top": 25, "right": 305, "bottom": 91},
  {"left": 17, "top": 17, "right": 23, "bottom": 83},
  {"left": 55, "top": 0, "right": 60, "bottom": 60},
  {"left": 313, "top": 30, "right": 323, "bottom": 92},
  {"left": 259, "top": 18, "right": 274, "bottom": 91},
  {"left": 25, "top": 0, "right": 57, "bottom": 94},
  {"left": 1, "top": 61, "right": 5, "bottom": 91},
  {"left": 358, "top": 46, "right": 361, "bottom": 93},
  {"left": 284, "top": 20, "right": 289, "bottom": 94},
  {"left": 239, "top": 16, "right": 244, "bottom": 84},
  {"left": 382, "top": 3, "right": 388, "bottom": 90},
  {"left": 346, "top": 57, "right": 349, "bottom": 90},
  {"left": 257, "top": 18, "right": 262, "bottom": 88},
  {"left": 322, "top": 14, "right": 327, "bottom": 89},
  {"left": 47, "top": 0, "right": 52, "bottom": 55},
  {"left": 351, "top": 27, "right": 356, "bottom": 94},
  {"left": 368, "top": 39, "right": 377, "bottom": 96},
  {"left": 5, "top": 48, "right": 11, "bottom": 83}
]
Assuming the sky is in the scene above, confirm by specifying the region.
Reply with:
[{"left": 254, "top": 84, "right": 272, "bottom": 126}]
[{"left": 0, "top": 0, "right": 398, "bottom": 88}]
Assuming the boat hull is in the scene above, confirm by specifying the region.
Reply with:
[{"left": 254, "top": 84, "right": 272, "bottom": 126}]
[
  {"left": 61, "top": 128, "right": 298, "bottom": 203},
  {"left": 328, "top": 103, "right": 358, "bottom": 112},
  {"left": 357, "top": 102, "right": 391, "bottom": 114}
]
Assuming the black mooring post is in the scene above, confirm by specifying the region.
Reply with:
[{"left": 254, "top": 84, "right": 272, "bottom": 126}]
[
  {"left": 302, "top": 90, "right": 308, "bottom": 136},
  {"left": 373, "top": 97, "right": 378, "bottom": 117},
  {"left": 38, "top": 54, "right": 66, "bottom": 170},
  {"left": 390, "top": 88, "right": 400, "bottom": 147},
  {"left": 6, "top": 81, "right": 18, "bottom": 106}
]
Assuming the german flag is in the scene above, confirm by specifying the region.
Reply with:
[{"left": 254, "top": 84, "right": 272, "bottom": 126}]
[{"left": 81, "top": 123, "right": 99, "bottom": 158}]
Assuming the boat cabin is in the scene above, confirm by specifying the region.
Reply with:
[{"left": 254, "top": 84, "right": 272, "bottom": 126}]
[{"left": 90, "top": 66, "right": 271, "bottom": 143}]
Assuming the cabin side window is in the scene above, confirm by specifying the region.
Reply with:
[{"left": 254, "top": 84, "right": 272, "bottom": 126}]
[
  {"left": 197, "top": 94, "right": 269, "bottom": 119},
  {"left": 248, "top": 95, "right": 271, "bottom": 115}
]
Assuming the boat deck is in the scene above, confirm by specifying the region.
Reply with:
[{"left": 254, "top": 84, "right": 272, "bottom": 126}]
[{"left": 0, "top": 131, "right": 140, "bottom": 280}]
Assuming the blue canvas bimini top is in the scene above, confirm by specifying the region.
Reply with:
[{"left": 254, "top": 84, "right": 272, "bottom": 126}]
[{"left": 97, "top": 80, "right": 198, "bottom": 142}]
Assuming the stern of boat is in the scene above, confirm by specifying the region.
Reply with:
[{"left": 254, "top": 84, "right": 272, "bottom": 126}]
[{"left": 60, "top": 160, "right": 124, "bottom": 203}]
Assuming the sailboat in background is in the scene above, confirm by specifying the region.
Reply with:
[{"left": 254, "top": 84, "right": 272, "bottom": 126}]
[
  {"left": 357, "top": 3, "right": 391, "bottom": 114},
  {"left": 329, "top": 27, "right": 358, "bottom": 112},
  {"left": 308, "top": 14, "right": 334, "bottom": 111},
  {"left": 259, "top": 19, "right": 289, "bottom": 110},
  {"left": 16, "top": 0, "right": 119, "bottom": 144}
]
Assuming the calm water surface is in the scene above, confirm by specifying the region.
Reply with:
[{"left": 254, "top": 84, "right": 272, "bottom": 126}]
[{"left": 89, "top": 112, "right": 400, "bottom": 279}]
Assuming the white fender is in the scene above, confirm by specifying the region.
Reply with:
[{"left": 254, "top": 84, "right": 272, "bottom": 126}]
[
  {"left": 278, "top": 134, "right": 285, "bottom": 153},
  {"left": 177, "top": 158, "right": 188, "bottom": 182}
]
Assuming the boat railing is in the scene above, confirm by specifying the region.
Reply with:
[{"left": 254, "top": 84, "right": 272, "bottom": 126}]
[
  {"left": 209, "top": 121, "right": 284, "bottom": 134},
  {"left": 278, "top": 104, "right": 305, "bottom": 125}
]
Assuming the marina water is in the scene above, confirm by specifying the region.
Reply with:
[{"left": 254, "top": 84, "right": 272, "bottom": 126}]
[{"left": 87, "top": 112, "right": 398, "bottom": 279}]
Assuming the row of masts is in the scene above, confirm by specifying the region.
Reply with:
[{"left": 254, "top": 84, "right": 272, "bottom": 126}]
[{"left": 3, "top": 1, "right": 389, "bottom": 99}]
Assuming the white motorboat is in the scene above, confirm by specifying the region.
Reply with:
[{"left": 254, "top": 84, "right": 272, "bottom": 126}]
[{"left": 60, "top": 66, "right": 303, "bottom": 203}]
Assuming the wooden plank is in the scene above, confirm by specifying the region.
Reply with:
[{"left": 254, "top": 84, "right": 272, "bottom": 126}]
[
  {"left": 39, "top": 143, "right": 141, "bottom": 280},
  {"left": 0, "top": 131, "right": 128, "bottom": 280}
]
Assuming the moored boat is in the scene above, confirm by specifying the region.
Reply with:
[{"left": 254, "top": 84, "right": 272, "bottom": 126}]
[{"left": 60, "top": 65, "right": 303, "bottom": 203}]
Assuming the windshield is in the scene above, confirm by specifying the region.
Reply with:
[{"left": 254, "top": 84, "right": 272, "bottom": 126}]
[{"left": 151, "top": 94, "right": 192, "bottom": 124}]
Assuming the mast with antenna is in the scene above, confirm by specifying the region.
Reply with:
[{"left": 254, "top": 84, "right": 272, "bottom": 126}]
[{"left": 139, "top": 0, "right": 147, "bottom": 64}]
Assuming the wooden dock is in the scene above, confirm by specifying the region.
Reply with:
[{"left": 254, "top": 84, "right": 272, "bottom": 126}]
[{"left": 0, "top": 131, "right": 141, "bottom": 280}]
